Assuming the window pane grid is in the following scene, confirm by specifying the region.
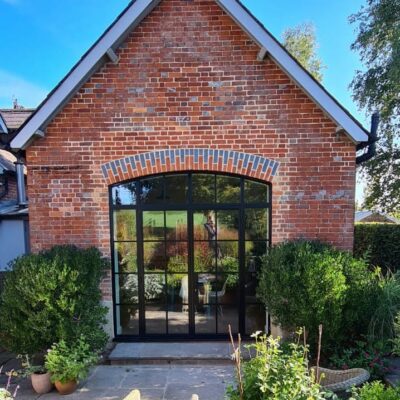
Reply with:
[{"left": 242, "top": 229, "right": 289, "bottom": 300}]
[{"left": 111, "top": 173, "right": 270, "bottom": 337}]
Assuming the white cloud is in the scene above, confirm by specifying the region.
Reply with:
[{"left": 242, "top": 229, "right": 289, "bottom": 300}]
[{"left": 0, "top": 70, "right": 48, "bottom": 109}]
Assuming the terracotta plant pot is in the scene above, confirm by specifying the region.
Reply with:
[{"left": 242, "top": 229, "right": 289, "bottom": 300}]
[
  {"left": 54, "top": 380, "right": 78, "bottom": 395},
  {"left": 31, "top": 372, "right": 53, "bottom": 394}
]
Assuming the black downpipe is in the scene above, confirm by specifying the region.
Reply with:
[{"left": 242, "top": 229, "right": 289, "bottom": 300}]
[{"left": 356, "top": 112, "right": 380, "bottom": 165}]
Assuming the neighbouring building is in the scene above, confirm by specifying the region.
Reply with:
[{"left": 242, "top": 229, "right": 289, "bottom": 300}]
[
  {"left": 10, "top": 0, "right": 376, "bottom": 341},
  {"left": 355, "top": 210, "right": 399, "bottom": 224},
  {"left": 0, "top": 107, "right": 32, "bottom": 284}
]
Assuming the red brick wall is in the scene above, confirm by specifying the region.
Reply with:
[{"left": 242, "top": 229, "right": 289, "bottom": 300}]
[
  {"left": 26, "top": 0, "right": 356, "bottom": 300},
  {"left": 1, "top": 175, "right": 18, "bottom": 202}
]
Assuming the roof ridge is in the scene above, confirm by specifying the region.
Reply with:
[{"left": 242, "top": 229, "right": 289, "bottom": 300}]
[{"left": 10, "top": 0, "right": 369, "bottom": 149}]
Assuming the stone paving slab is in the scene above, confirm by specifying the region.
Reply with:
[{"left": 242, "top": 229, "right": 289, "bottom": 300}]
[
  {"left": 109, "top": 342, "right": 234, "bottom": 363},
  {"left": 5, "top": 365, "right": 234, "bottom": 400}
]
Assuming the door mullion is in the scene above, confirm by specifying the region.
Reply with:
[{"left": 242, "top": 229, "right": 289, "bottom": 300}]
[
  {"left": 136, "top": 181, "right": 146, "bottom": 337},
  {"left": 188, "top": 174, "right": 195, "bottom": 336}
]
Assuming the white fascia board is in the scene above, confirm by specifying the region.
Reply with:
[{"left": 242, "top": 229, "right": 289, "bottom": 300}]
[
  {"left": 0, "top": 115, "right": 8, "bottom": 134},
  {"left": 216, "top": 0, "right": 369, "bottom": 143},
  {"left": 11, "top": 0, "right": 160, "bottom": 150}
]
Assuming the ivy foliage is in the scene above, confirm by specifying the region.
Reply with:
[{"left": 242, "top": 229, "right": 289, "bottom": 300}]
[{"left": 0, "top": 246, "right": 109, "bottom": 355}]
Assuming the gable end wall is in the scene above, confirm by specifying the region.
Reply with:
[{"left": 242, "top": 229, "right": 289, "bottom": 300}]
[{"left": 25, "top": 0, "right": 356, "bottom": 301}]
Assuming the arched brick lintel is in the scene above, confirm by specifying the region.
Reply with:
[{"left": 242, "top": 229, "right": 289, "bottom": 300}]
[{"left": 101, "top": 149, "right": 280, "bottom": 185}]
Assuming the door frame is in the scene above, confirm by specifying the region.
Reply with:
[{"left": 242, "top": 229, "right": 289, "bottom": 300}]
[{"left": 109, "top": 171, "right": 272, "bottom": 341}]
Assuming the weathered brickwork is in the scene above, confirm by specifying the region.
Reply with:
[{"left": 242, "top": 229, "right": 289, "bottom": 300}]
[{"left": 25, "top": 0, "right": 356, "bottom": 301}]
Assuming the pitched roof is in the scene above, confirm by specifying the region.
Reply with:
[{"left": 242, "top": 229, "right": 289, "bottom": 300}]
[
  {"left": 355, "top": 211, "right": 399, "bottom": 224},
  {"left": 0, "top": 109, "right": 35, "bottom": 131},
  {"left": 0, "top": 150, "right": 16, "bottom": 173},
  {"left": 11, "top": 0, "right": 370, "bottom": 150},
  {"left": 0, "top": 150, "right": 26, "bottom": 174},
  {"left": 0, "top": 114, "right": 7, "bottom": 134}
]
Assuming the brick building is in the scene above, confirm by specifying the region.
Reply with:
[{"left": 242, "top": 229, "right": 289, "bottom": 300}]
[{"left": 11, "top": 0, "right": 373, "bottom": 340}]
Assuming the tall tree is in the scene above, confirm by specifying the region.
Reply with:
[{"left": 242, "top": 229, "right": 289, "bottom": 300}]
[
  {"left": 282, "top": 23, "right": 325, "bottom": 82},
  {"left": 350, "top": 0, "right": 400, "bottom": 214}
]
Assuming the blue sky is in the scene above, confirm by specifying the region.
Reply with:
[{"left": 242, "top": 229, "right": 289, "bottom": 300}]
[{"left": 0, "top": 0, "right": 367, "bottom": 201}]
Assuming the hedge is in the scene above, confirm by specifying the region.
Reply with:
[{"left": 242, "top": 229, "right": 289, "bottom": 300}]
[{"left": 354, "top": 223, "right": 400, "bottom": 272}]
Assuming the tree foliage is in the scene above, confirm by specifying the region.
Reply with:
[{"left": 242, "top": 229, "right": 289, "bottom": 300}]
[
  {"left": 350, "top": 0, "right": 400, "bottom": 213},
  {"left": 282, "top": 23, "right": 325, "bottom": 82}
]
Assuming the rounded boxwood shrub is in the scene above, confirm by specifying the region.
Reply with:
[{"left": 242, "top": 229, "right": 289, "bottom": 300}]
[
  {"left": 0, "top": 245, "right": 109, "bottom": 355},
  {"left": 257, "top": 240, "right": 376, "bottom": 349}
]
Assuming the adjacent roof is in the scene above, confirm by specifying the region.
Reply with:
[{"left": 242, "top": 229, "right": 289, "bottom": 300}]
[
  {"left": 0, "top": 201, "right": 28, "bottom": 219},
  {"left": 0, "top": 109, "right": 35, "bottom": 131},
  {"left": 0, "top": 150, "right": 27, "bottom": 174},
  {"left": 355, "top": 210, "right": 399, "bottom": 224},
  {"left": 11, "top": 0, "right": 370, "bottom": 150},
  {"left": 0, "top": 115, "right": 7, "bottom": 134}
]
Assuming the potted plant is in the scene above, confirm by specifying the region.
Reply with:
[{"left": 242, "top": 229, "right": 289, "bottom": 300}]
[
  {"left": 45, "top": 337, "right": 98, "bottom": 395},
  {"left": 18, "top": 354, "right": 53, "bottom": 395}
]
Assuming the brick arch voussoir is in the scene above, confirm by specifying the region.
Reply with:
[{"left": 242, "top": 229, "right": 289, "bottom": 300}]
[{"left": 101, "top": 149, "right": 280, "bottom": 185}]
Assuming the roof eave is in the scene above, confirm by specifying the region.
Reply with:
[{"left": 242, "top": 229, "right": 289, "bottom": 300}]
[
  {"left": 11, "top": 0, "right": 161, "bottom": 151},
  {"left": 216, "top": 0, "right": 369, "bottom": 144}
]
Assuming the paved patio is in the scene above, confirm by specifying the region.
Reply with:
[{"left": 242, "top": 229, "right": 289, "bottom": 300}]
[{"left": 2, "top": 365, "right": 235, "bottom": 400}]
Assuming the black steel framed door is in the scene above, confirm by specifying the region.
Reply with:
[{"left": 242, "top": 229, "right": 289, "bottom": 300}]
[{"left": 110, "top": 172, "right": 270, "bottom": 340}]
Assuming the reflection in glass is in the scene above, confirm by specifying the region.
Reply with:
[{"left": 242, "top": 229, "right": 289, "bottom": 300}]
[
  {"left": 192, "top": 174, "right": 215, "bottom": 203},
  {"left": 244, "top": 180, "right": 269, "bottom": 203},
  {"left": 209, "top": 274, "right": 239, "bottom": 305},
  {"left": 218, "top": 241, "right": 239, "bottom": 260},
  {"left": 218, "top": 306, "right": 238, "bottom": 334},
  {"left": 166, "top": 211, "right": 187, "bottom": 240},
  {"left": 217, "top": 210, "right": 239, "bottom": 240},
  {"left": 144, "top": 274, "right": 165, "bottom": 303},
  {"left": 217, "top": 175, "right": 241, "bottom": 203},
  {"left": 245, "top": 209, "right": 268, "bottom": 240},
  {"left": 141, "top": 176, "right": 164, "bottom": 204},
  {"left": 193, "top": 211, "right": 215, "bottom": 241},
  {"left": 116, "top": 305, "right": 139, "bottom": 335},
  {"left": 165, "top": 175, "right": 187, "bottom": 204},
  {"left": 194, "top": 242, "right": 215, "bottom": 272},
  {"left": 144, "top": 242, "right": 166, "bottom": 271},
  {"left": 145, "top": 304, "right": 167, "bottom": 334},
  {"left": 112, "top": 183, "right": 137, "bottom": 206},
  {"left": 195, "top": 306, "right": 216, "bottom": 334},
  {"left": 114, "top": 242, "right": 137, "bottom": 273},
  {"left": 167, "top": 274, "right": 188, "bottom": 302},
  {"left": 167, "top": 242, "right": 188, "bottom": 272},
  {"left": 143, "top": 211, "right": 164, "bottom": 240},
  {"left": 168, "top": 303, "right": 189, "bottom": 334},
  {"left": 245, "top": 304, "right": 266, "bottom": 335},
  {"left": 117, "top": 274, "right": 139, "bottom": 304},
  {"left": 114, "top": 210, "right": 136, "bottom": 241},
  {"left": 245, "top": 272, "right": 258, "bottom": 300}
]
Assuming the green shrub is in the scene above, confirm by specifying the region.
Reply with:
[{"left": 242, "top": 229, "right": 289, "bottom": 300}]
[
  {"left": 349, "top": 381, "right": 400, "bottom": 400},
  {"left": 226, "top": 332, "right": 331, "bottom": 400},
  {"left": 329, "top": 337, "right": 390, "bottom": 380},
  {"left": 368, "top": 272, "right": 400, "bottom": 340},
  {"left": 45, "top": 336, "right": 98, "bottom": 383},
  {"left": 391, "top": 314, "right": 400, "bottom": 356},
  {"left": 354, "top": 224, "right": 400, "bottom": 273},
  {"left": 257, "top": 241, "right": 376, "bottom": 348},
  {"left": 0, "top": 246, "right": 109, "bottom": 355}
]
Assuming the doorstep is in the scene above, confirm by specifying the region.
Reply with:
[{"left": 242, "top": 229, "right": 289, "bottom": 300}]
[{"left": 108, "top": 342, "right": 242, "bottom": 365}]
